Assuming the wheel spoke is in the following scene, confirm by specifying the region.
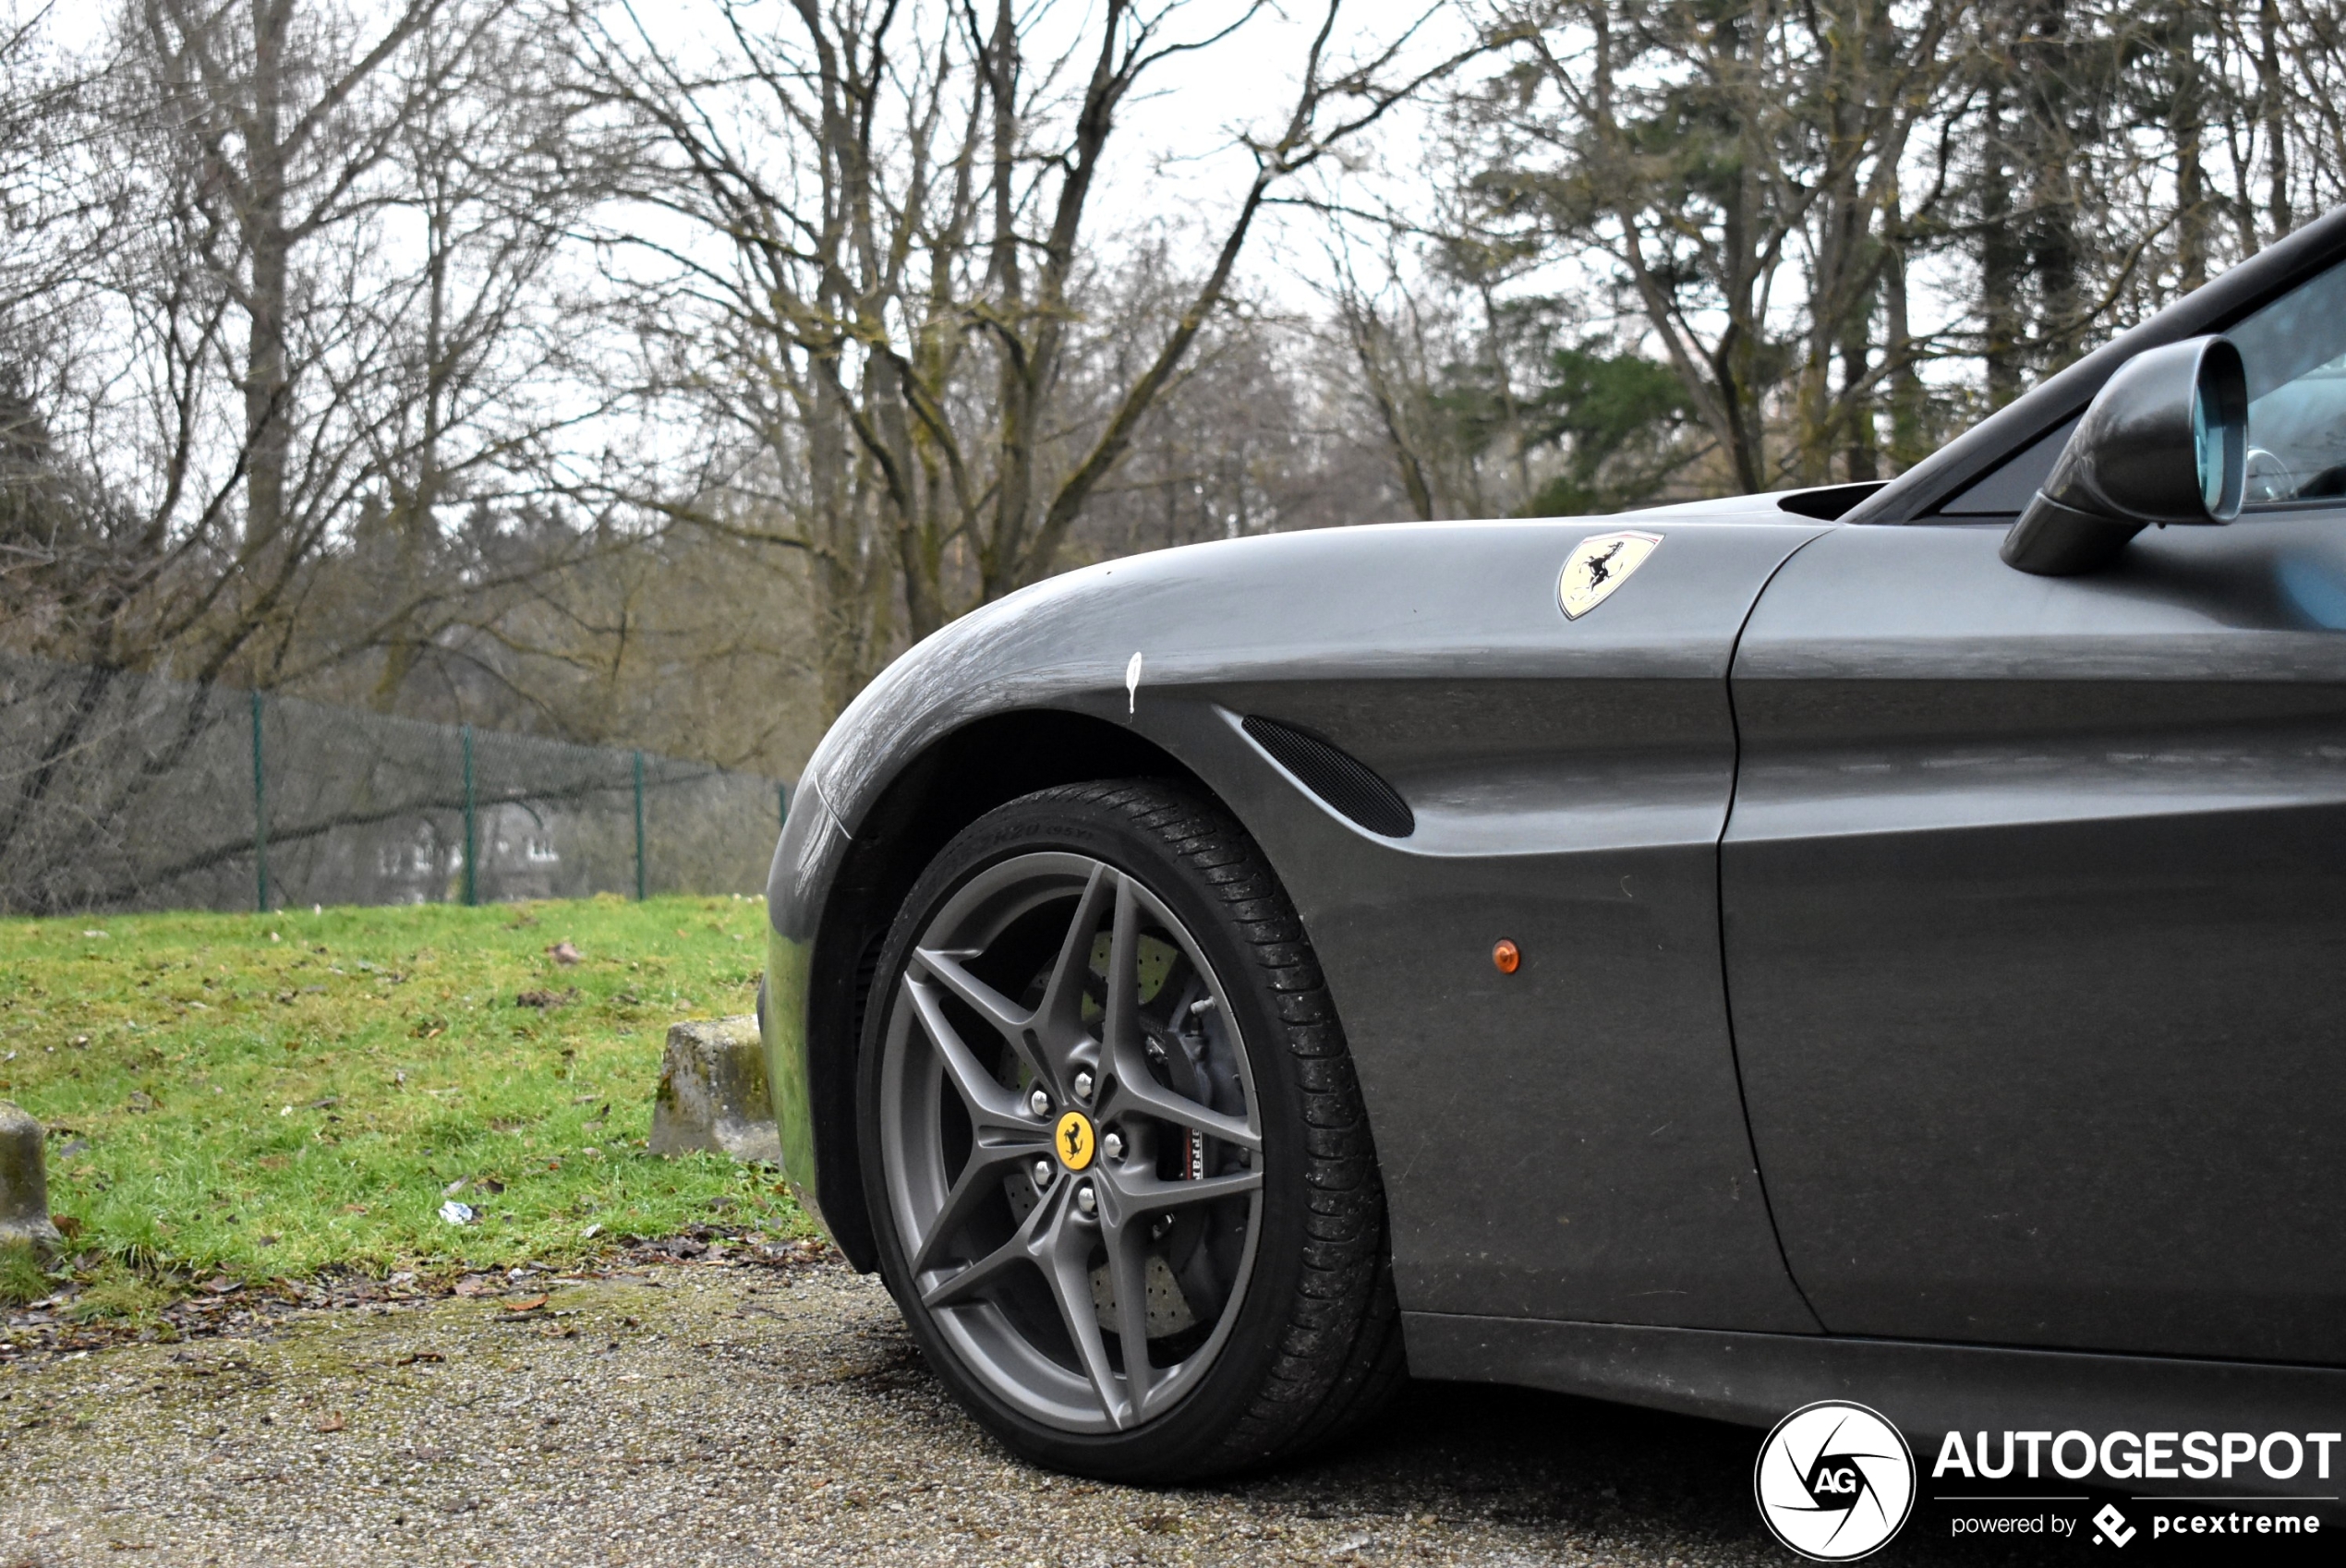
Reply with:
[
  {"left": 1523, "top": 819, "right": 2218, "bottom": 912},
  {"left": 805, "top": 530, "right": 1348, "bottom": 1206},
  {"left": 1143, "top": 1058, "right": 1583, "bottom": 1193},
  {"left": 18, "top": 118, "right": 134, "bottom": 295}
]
[
  {"left": 1035, "top": 863, "right": 1118, "bottom": 1042},
  {"left": 1100, "top": 876, "right": 1143, "bottom": 1061},
  {"left": 1041, "top": 1208, "right": 1131, "bottom": 1428},
  {"left": 902, "top": 977, "right": 1041, "bottom": 1134},
  {"left": 1099, "top": 1068, "right": 1262, "bottom": 1154},
  {"left": 1099, "top": 1207, "right": 1155, "bottom": 1417},
  {"left": 921, "top": 1183, "right": 1054, "bottom": 1310},
  {"left": 1107, "top": 1165, "right": 1263, "bottom": 1211},
  {"left": 910, "top": 947, "right": 1046, "bottom": 1082},
  {"left": 909, "top": 1143, "right": 1037, "bottom": 1275}
]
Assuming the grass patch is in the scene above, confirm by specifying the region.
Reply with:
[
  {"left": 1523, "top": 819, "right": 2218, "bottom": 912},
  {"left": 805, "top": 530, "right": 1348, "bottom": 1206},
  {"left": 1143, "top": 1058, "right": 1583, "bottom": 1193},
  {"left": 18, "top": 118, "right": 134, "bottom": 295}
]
[
  {"left": 0, "top": 1238, "right": 48, "bottom": 1306},
  {"left": 0, "top": 895, "right": 808, "bottom": 1305}
]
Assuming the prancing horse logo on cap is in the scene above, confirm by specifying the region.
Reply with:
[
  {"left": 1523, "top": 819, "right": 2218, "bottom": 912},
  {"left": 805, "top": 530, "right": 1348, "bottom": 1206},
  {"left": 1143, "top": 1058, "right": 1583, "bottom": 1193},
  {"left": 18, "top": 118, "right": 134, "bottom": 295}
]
[
  {"left": 1559, "top": 530, "right": 1663, "bottom": 620},
  {"left": 1055, "top": 1110, "right": 1096, "bottom": 1171}
]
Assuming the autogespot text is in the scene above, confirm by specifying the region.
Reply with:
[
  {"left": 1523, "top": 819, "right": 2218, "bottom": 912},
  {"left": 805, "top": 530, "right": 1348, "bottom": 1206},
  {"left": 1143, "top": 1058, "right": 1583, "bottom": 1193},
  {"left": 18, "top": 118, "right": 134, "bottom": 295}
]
[{"left": 1931, "top": 1429, "right": 2341, "bottom": 1483}]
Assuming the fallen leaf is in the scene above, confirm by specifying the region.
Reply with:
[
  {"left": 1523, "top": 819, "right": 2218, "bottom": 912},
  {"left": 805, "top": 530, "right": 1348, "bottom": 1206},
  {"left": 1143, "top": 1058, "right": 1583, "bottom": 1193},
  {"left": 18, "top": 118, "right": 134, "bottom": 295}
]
[
  {"left": 313, "top": 1411, "right": 345, "bottom": 1433},
  {"left": 393, "top": 1351, "right": 444, "bottom": 1366},
  {"left": 502, "top": 1294, "right": 550, "bottom": 1314},
  {"left": 451, "top": 1276, "right": 496, "bottom": 1296},
  {"left": 548, "top": 940, "right": 581, "bottom": 965},
  {"left": 440, "top": 1200, "right": 478, "bottom": 1226}
]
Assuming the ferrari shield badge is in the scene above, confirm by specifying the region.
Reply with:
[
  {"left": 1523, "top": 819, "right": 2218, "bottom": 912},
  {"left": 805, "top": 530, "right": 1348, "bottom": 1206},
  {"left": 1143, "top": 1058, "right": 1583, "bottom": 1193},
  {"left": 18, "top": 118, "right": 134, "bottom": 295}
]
[{"left": 1558, "top": 530, "right": 1662, "bottom": 620}]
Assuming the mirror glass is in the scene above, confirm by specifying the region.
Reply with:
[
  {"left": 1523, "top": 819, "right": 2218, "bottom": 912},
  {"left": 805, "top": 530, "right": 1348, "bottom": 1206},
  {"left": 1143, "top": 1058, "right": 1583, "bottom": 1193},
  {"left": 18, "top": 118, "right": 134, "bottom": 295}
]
[
  {"left": 2229, "top": 259, "right": 2346, "bottom": 505},
  {"left": 2195, "top": 367, "right": 2246, "bottom": 518},
  {"left": 2195, "top": 387, "right": 2222, "bottom": 513}
]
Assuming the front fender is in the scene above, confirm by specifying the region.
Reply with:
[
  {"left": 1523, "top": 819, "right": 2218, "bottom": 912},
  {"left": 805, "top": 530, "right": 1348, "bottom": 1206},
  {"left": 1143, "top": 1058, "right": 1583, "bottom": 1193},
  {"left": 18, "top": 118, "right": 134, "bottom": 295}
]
[{"left": 761, "top": 781, "right": 853, "bottom": 1243}]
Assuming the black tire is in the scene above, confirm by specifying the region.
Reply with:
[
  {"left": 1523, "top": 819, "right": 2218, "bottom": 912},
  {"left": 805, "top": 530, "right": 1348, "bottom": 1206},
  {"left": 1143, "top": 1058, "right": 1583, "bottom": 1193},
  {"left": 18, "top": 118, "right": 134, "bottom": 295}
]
[{"left": 857, "top": 779, "right": 1402, "bottom": 1482}]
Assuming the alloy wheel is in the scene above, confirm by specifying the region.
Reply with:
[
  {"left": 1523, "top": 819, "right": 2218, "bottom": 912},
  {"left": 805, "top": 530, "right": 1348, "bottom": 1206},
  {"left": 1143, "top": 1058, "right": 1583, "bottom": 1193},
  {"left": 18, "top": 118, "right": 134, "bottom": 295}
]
[{"left": 876, "top": 850, "right": 1264, "bottom": 1433}]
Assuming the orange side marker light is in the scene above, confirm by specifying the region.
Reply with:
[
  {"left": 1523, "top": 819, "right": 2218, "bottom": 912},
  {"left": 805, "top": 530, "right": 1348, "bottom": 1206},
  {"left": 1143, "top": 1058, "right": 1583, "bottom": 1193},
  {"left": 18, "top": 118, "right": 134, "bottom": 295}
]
[{"left": 1493, "top": 939, "right": 1520, "bottom": 974}]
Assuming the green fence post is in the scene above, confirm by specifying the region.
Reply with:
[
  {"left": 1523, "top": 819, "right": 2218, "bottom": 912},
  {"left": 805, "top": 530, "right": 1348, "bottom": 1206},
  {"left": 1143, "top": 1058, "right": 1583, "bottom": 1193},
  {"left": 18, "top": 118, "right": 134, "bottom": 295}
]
[
  {"left": 461, "top": 723, "right": 478, "bottom": 907},
  {"left": 250, "top": 688, "right": 268, "bottom": 913},
  {"left": 633, "top": 749, "right": 647, "bottom": 900}
]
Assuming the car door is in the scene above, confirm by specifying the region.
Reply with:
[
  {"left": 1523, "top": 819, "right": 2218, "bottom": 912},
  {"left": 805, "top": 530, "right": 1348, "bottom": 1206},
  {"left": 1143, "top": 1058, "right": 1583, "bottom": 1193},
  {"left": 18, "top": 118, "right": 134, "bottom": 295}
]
[{"left": 1722, "top": 264, "right": 2346, "bottom": 1364}]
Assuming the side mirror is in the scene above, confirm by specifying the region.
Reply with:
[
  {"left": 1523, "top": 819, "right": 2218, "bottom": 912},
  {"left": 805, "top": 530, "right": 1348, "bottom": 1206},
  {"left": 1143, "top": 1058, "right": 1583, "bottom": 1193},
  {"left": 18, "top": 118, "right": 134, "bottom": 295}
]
[{"left": 2002, "top": 335, "right": 2248, "bottom": 575}]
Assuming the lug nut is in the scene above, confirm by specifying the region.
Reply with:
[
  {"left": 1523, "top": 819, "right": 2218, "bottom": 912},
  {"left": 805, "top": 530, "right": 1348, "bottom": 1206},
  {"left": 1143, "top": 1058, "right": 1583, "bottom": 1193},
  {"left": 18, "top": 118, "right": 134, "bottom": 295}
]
[
  {"left": 1102, "top": 1130, "right": 1125, "bottom": 1161},
  {"left": 1074, "top": 1182, "right": 1097, "bottom": 1218},
  {"left": 1033, "top": 1159, "right": 1054, "bottom": 1188},
  {"left": 1028, "top": 1088, "right": 1051, "bottom": 1117},
  {"left": 1073, "top": 1069, "right": 1094, "bottom": 1102}
]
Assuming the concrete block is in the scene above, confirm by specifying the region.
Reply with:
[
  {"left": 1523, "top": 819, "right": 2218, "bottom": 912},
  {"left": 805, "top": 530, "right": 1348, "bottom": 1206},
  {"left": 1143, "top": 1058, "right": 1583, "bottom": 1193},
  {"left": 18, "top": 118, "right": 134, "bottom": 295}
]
[
  {"left": 0, "top": 1101, "right": 63, "bottom": 1262},
  {"left": 650, "top": 1017, "right": 782, "bottom": 1164}
]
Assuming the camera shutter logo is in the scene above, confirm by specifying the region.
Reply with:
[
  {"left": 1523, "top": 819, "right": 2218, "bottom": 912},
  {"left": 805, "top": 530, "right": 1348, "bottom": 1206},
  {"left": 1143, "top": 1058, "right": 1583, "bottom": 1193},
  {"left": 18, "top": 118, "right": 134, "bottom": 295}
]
[{"left": 1753, "top": 1401, "right": 1916, "bottom": 1561}]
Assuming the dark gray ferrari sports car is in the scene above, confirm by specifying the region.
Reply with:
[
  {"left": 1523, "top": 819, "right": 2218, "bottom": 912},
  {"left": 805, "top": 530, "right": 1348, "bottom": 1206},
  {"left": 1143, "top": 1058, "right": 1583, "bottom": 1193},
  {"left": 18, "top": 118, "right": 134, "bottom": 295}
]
[{"left": 761, "top": 205, "right": 2346, "bottom": 1485}]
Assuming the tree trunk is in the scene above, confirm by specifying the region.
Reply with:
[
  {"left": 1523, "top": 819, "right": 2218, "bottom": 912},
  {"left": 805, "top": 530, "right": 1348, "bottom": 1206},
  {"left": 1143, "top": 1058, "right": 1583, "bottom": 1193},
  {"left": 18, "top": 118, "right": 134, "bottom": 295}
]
[
  {"left": 1884, "top": 203, "right": 1929, "bottom": 471},
  {"left": 2020, "top": 0, "right": 2082, "bottom": 367},
  {"left": 1979, "top": 88, "right": 2026, "bottom": 408},
  {"left": 2258, "top": 0, "right": 2292, "bottom": 238},
  {"left": 243, "top": 0, "right": 293, "bottom": 562},
  {"left": 2172, "top": 9, "right": 2209, "bottom": 292}
]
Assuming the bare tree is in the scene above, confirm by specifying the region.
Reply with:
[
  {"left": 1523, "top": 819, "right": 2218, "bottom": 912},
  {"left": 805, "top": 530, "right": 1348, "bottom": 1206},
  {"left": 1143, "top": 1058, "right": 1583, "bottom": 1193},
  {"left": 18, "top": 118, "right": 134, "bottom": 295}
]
[
  {"left": 574, "top": 0, "right": 1465, "bottom": 718},
  {"left": 1463, "top": 0, "right": 1969, "bottom": 491},
  {"left": 1, "top": 1, "right": 599, "bottom": 691}
]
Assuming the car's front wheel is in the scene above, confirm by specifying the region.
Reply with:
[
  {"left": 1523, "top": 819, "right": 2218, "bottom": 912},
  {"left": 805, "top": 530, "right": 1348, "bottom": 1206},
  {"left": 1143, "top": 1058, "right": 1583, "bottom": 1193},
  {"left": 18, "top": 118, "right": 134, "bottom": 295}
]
[{"left": 858, "top": 780, "right": 1401, "bottom": 1481}]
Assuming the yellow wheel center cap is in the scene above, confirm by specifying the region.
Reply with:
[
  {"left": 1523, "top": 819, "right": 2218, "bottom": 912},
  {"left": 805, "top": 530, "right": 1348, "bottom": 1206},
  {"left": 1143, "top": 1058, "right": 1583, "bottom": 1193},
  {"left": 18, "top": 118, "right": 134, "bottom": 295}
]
[{"left": 1054, "top": 1110, "right": 1096, "bottom": 1171}]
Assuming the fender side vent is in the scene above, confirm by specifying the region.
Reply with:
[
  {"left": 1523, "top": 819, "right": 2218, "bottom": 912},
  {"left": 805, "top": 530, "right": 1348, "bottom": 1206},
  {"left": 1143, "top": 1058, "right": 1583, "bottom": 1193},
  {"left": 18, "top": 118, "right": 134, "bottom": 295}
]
[{"left": 1241, "top": 716, "right": 1415, "bottom": 838}]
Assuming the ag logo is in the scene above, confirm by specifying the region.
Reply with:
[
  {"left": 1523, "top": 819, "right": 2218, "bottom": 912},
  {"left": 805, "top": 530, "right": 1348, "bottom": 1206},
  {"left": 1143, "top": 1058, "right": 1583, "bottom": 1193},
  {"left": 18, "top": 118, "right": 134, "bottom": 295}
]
[
  {"left": 1558, "top": 530, "right": 1661, "bottom": 620},
  {"left": 1753, "top": 1401, "right": 1916, "bottom": 1561},
  {"left": 1055, "top": 1110, "right": 1095, "bottom": 1171}
]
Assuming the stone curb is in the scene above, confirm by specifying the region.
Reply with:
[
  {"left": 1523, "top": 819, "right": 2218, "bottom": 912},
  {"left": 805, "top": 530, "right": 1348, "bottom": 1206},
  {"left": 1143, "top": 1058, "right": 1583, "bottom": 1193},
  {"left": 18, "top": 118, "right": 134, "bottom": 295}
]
[
  {"left": 648, "top": 1016, "right": 782, "bottom": 1164},
  {"left": 0, "top": 1099, "right": 63, "bottom": 1262}
]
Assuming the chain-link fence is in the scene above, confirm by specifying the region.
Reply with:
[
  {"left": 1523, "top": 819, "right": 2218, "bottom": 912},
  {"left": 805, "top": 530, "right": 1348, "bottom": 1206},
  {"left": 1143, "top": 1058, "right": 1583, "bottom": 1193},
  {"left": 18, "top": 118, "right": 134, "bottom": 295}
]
[{"left": 0, "top": 649, "right": 792, "bottom": 916}]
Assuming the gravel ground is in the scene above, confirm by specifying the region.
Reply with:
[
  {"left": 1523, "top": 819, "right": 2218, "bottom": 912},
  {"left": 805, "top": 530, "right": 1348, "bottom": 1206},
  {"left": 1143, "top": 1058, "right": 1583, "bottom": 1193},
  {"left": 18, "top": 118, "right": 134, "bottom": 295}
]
[{"left": 0, "top": 1254, "right": 2073, "bottom": 1567}]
